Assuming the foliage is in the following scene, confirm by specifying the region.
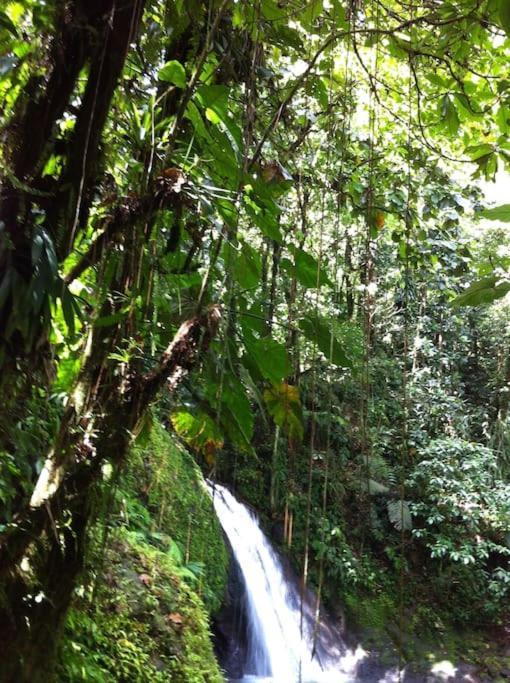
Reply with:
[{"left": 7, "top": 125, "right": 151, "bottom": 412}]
[
  {"left": 58, "top": 423, "right": 227, "bottom": 682},
  {"left": 124, "top": 422, "right": 229, "bottom": 612},
  {"left": 58, "top": 529, "right": 224, "bottom": 683},
  {"left": 1, "top": 0, "right": 510, "bottom": 675},
  {"left": 409, "top": 438, "right": 510, "bottom": 618}
]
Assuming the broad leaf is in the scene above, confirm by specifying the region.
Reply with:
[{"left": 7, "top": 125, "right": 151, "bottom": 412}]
[
  {"left": 221, "top": 378, "right": 254, "bottom": 448},
  {"left": 498, "top": 0, "right": 510, "bottom": 37},
  {"left": 264, "top": 382, "right": 304, "bottom": 441},
  {"left": 229, "top": 244, "right": 262, "bottom": 289},
  {"left": 245, "top": 336, "right": 290, "bottom": 384},
  {"left": 480, "top": 204, "right": 510, "bottom": 222},
  {"left": 158, "top": 60, "right": 186, "bottom": 87},
  {"left": 299, "top": 315, "right": 352, "bottom": 367},
  {"left": 451, "top": 276, "right": 510, "bottom": 307},
  {"left": 440, "top": 95, "right": 460, "bottom": 136},
  {"left": 281, "top": 247, "right": 331, "bottom": 289},
  {"left": 387, "top": 500, "right": 412, "bottom": 531},
  {"left": 171, "top": 410, "right": 223, "bottom": 463}
]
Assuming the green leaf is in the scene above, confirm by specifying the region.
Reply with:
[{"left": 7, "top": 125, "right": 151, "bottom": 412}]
[
  {"left": 0, "top": 11, "right": 18, "bottom": 36},
  {"left": 232, "top": 242, "right": 262, "bottom": 290},
  {"left": 465, "top": 143, "right": 494, "bottom": 161},
  {"left": 480, "top": 204, "right": 510, "bottom": 221},
  {"left": 61, "top": 287, "right": 78, "bottom": 335},
  {"left": 440, "top": 95, "right": 460, "bottom": 136},
  {"left": 498, "top": 0, "right": 510, "bottom": 37},
  {"left": 184, "top": 101, "right": 211, "bottom": 141},
  {"left": 221, "top": 377, "right": 254, "bottom": 447},
  {"left": 167, "top": 272, "right": 202, "bottom": 289},
  {"left": 496, "top": 105, "right": 510, "bottom": 134},
  {"left": 306, "top": 76, "right": 329, "bottom": 108},
  {"left": 451, "top": 276, "right": 510, "bottom": 307},
  {"left": 300, "top": 0, "right": 323, "bottom": 30},
  {"left": 245, "top": 201, "right": 282, "bottom": 242},
  {"left": 171, "top": 410, "right": 223, "bottom": 459},
  {"left": 283, "top": 247, "right": 331, "bottom": 289},
  {"left": 158, "top": 60, "right": 186, "bottom": 87},
  {"left": 95, "top": 308, "right": 129, "bottom": 328},
  {"left": 264, "top": 382, "right": 304, "bottom": 441},
  {"left": 299, "top": 315, "right": 352, "bottom": 368},
  {"left": 195, "top": 85, "right": 229, "bottom": 121},
  {"left": 260, "top": 0, "right": 285, "bottom": 20},
  {"left": 245, "top": 336, "right": 290, "bottom": 384},
  {"left": 387, "top": 500, "right": 412, "bottom": 531}
]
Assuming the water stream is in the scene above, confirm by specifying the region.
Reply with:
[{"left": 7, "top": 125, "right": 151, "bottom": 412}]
[{"left": 208, "top": 482, "right": 367, "bottom": 683}]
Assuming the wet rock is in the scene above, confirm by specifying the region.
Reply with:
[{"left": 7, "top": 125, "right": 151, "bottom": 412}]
[{"left": 212, "top": 552, "right": 249, "bottom": 679}]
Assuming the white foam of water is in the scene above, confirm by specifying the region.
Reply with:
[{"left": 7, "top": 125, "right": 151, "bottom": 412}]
[{"left": 208, "top": 482, "right": 367, "bottom": 683}]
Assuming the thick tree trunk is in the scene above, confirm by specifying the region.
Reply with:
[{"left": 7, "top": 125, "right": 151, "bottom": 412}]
[
  {"left": 0, "top": 2, "right": 224, "bottom": 677},
  {"left": 0, "top": 0, "right": 146, "bottom": 367},
  {"left": 1, "top": 1, "right": 121, "bottom": 273}
]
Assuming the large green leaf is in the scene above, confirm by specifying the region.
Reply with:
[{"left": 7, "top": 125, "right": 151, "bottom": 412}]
[
  {"left": 480, "top": 204, "right": 510, "bottom": 222},
  {"left": 225, "top": 241, "right": 262, "bottom": 290},
  {"left": 244, "top": 200, "right": 282, "bottom": 242},
  {"left": 498, "top": 0, "right": 510, "bottom": 37},
  {"left": 195, "top": 85, "right": 229, "bottom": 122},
  {"left": 440, "top": 95, "right": 460, "bottom": 136},
  {"left": 158, "top": 60, "right": 186, "bottom": 87},
  {"left": 260, "top": 0, "right": 286, "bottom": 21},
  {"left": 451, "top": 276, "right": 510, "bottom": 307},
  {"left": 299, "top": 0, "right": 323, "bottom": 31},
  {"left": 264, "top": 382, "right": 304, "bottom": 441},
  {"left": 245, "top": 336, "right": 290, "bottom": 384},
  {"left": 184, "top": 101, "right": 211, "bottom": 141},
  {"left": 299, "top": 315, "right": 352, "bottom": 367},
  {"left": 171, "top": 410, "right": 223, "bottom": 460},
  {"left": 281, "top": 247, "right": 331, "bottom": 289},
  {"left": 60, "top": 286, "right": 82, "bottom": 335},
  {"left": 221, "top": 377, "right": 254, "bottom": 447}
]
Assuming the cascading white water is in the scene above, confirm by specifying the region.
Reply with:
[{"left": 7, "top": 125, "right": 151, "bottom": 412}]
[{"left": 208, "top": 482, "right": 367, "bottom": 683}]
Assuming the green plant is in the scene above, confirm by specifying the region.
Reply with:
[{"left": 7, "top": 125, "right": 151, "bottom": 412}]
[{"left": 409, "top": 438, "right": 510, "bottom": 620}]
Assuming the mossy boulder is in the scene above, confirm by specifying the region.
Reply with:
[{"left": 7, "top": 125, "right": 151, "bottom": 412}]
[{"left": 58, "top": 422, "right": 228, "bottom": 682}]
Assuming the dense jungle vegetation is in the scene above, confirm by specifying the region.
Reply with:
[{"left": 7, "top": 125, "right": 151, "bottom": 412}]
[{"left": 1, "top": 0, "right": 510, "bottom": 680}]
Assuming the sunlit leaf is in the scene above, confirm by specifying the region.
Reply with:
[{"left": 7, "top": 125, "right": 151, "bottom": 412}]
[
  {"left": 451, "top": 276, "right": 510, "bottom": 307},
  {"left": 480, "top": 204, "right": 510, "bottom": 222},
  {"left": 264, "top": 382, "right": 304, "bottom": 441},
  {"left": 158, "top": 60, "right": 186, "bottom": 87}
]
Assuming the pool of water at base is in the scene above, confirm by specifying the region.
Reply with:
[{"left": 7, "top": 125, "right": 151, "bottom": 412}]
[{"left": 230, "top": 676, "right": 358, "bottom": 682}]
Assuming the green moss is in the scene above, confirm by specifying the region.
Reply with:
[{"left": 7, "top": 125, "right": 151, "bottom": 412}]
[
  {"left": 125, "top": 422, "right": 228, "bottom": 612},
  {"left": 344, "top": 590, "right": 395, "bottom": 633},
  {"left": 58, "top": 422, "right": 228, "bottom": 682},
  {"left": 58, "top": 529, "right": 224, "bottom": 682}
]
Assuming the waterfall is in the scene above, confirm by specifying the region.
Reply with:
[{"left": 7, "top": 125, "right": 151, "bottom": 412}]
[{"left": 208, "top": 482, "right": 367, "bottom": 683}]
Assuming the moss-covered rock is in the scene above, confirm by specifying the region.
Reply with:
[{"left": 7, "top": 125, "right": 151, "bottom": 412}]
[
  {"left": 125, "top": 422, "right": 228, "bottom": 613},
  {"left": 58, "top": 529, "right": 224, "bottom": 682},
  {"left": 58, "top": 422, "right": 228, "bottom": 682}
]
